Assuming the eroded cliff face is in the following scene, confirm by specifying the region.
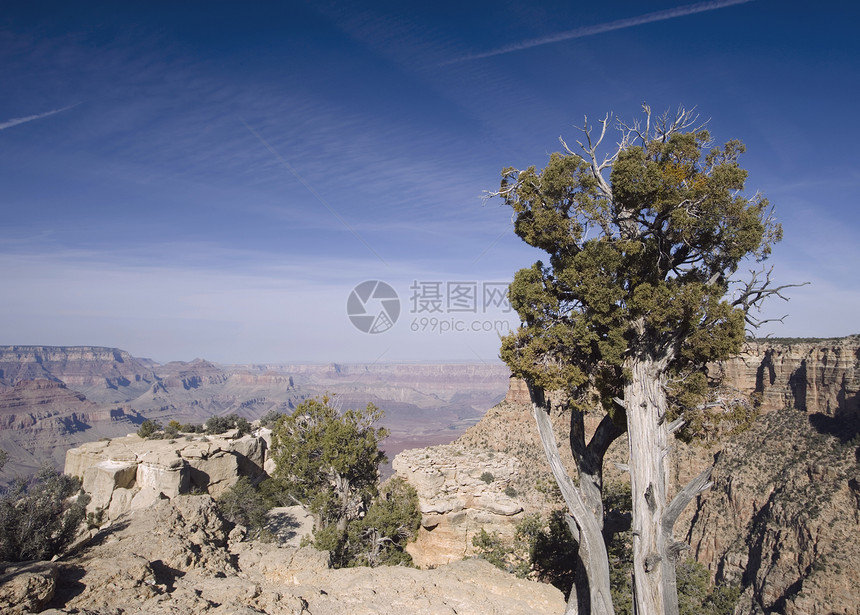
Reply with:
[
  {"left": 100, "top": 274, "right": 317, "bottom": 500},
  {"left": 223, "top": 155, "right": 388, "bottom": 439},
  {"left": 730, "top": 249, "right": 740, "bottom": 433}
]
[
  {"left": 686, "top": 409, "right": 860, "bottom": 615},
  {"left": 393, "top": 444, "right": 525, "bottom": 567},
  {"left": 0, "top": 346, "right": 157, "bottom": 402},
  {"left": 714, "top": 336, "right": 860, "bottom": 417},
  {"left": 0, "top": 346, "right": 510, "bottom": 480}
]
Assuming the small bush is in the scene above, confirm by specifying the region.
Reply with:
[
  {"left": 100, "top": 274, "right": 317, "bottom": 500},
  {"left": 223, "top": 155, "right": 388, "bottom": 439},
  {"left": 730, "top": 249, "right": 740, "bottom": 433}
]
[
  {"left": 504, "top": 485, "right": 518, "bottom": 497},
  {"left": 137, "top": 419, "right": 162, "bottom": 438},
  {"left": 480, "top": 471, "right": 495, "bottom": 484},
  {"left": 205, "top": 413, "right": 252, "bottom": 436},
  {"left": 0, "top": 466, "right": 89, "bottom": 561},
  {"left": 216, "top": 477, "right": 270, "bottom": 536},
  {"left": 340, "top": 477, "right": 422, "bottom": 568}
]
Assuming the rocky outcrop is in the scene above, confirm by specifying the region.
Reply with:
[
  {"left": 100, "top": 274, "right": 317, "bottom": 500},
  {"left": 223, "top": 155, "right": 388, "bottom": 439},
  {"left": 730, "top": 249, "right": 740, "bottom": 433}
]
[
  {"left": 393, "top": 444, "right": 525, "bottom": 567},
  {"left": 64, "top": 431, "right": 267, "bottom": 518},
  {"left": 0, "top": 562, "right": 57, "bottom": 615},
  {"left": 0, "top": 495, "right": 565, "bottom": 615}
]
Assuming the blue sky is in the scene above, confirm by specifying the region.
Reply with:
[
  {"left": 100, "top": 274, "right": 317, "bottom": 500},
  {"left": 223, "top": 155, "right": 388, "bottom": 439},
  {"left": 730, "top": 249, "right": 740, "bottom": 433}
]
[{"left": 1, "top": 0, "right": 857, "bottom": 364}]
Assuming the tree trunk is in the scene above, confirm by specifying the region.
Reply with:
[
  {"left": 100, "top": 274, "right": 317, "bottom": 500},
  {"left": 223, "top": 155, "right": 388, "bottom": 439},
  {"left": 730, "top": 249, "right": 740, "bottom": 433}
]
[
  {"left": 625, "top": 353, "right": 672, "bottom": 615},
  {"left": 529, "top": 385, "right": 615, "bottom": 615}
]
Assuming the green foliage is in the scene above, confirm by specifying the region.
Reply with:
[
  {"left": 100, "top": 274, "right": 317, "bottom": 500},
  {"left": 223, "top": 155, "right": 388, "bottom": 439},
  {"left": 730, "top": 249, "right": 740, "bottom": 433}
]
[
  {"left": 479, "top": 471, "right": 495, "bottom": 484},
  {"left": 216, "top": 476, "right": 270, "bottom": 536},
  {"left": 339, "top": 477, "right": 421, "bottom": 568},
  {"left": 498, "top": 108, "right": 781, "bottom": 425},
  {"left": 205, "top": 413, "right": 252, "bottom": 436},
  {"left": 268, "top": 396, "right": 394, "bottom": 567},
  {"left": 0, "top": 466, "right": 89, "bottom": 561},
  {"left": 0, "top": 449, "right": 7, "bottom": 473},
  {"left": 137, "top": 419, "right": 162, "bottom": 438},
  {"left": 259, "top": 410, "right": 284, "bottom": 428},
  {"left": 86, "top": 507, "right": 105, "bottom": 530},
  {"left": 520, "top": 510, "right": 579, "bottom": 595},
  {"left": 179, "top": 423, "right": 203, "bottom": 433},
  {"left": 504, "top": 485, "right": 518, "bottom": 497},
  {"left": 472, "top": 511, "right": 578, "bottom": 591},
  {"left": 677, "top": 559, "right": 741, "bottom": 615},
  {"left": 472, "top": 528, "right": 519, "bottom": 572}
]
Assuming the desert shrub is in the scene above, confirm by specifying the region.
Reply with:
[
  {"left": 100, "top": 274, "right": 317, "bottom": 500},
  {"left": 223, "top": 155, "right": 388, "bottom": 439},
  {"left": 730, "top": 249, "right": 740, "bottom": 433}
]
[
  {"left": 504, "top": 485, "right": 518, "bottom": 497},
  {"left": 522, "top": 510, "right": 578, "bottom": 595},
  {"left": 0, "top": 449, "right": 7, "bottom": 472},
  {"left": 339, "top": 477, "right": 421, "bottom": 568},
  {"left": 0, "top": 466, "right": 89, "bottom": 561},
  {"left": 472, "top": 528, "right": 514, "bottom": 571},
  {"left": 677, "top": 558, "right": 741, "bottom": 615},
  {"left": 268, "top": 396, "right": 417, "bottom": 568},
  {"left": 180, "top": 423, "right": 203, "bottom": 433},
  {"left": 205, "top": 413, "right": 252, "bottom": 436},
  {"left": 216, "top": 476, "right": 269, "bottom": 536},
  {"left": 259, "top": 410, "right": 283, "bottom": 428},
  {"left": 137, "top": 419, "right": 162, "bottom": 438},
  {"left": 480, "top": 471, "right": 494, "bottom": 484}
]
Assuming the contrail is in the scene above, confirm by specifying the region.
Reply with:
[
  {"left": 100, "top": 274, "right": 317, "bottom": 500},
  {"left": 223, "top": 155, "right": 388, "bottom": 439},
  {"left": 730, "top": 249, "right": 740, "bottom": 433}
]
[
  {"left": 443, "top": 0, "right": 755, "bottom": 65},
  {"left": 0, "top": 104, "right": 79, "bottom": 131}
]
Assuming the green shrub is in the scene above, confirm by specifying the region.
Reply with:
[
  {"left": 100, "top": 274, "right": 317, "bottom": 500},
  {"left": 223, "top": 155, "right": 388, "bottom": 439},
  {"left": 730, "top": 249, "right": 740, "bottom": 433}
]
[
  {"left": 216, "top": 476, "right": 269, "bottom": 536},
  {"left": 504, "top": 485, "right": 518, "bottom": 497},
  {"left": 480, "top": 471, "right": 494, "bottom": 484},
  {"left": 205, "top": 413, "right": 252, "bottom": 436},
  {"left": 340, "top": 477, "right": 421, "bottom": 567},
  {"left": 0, "top": 466, "right": 89, "bottom": 561},
  {"left": 259, "top": 410, "right": 283, "bottom": 428},
  {"left": 137, "top": 419, "right": 162, "bottom": 438}
]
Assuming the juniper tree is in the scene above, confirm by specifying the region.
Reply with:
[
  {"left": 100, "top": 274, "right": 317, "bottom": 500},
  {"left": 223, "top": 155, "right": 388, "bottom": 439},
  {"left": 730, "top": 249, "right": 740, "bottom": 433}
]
[
  {"left": 496, "top": 105, "right": 791, "bottom": 615},
  {"left": 268, "top": 396, "right": 388, "bottom": 555}
]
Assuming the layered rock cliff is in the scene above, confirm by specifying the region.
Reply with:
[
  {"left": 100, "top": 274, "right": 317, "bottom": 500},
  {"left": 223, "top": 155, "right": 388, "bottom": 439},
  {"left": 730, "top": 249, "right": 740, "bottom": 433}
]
[
  {"left": 0, "top": 346, "right": 509, "bottom": 480},
  {"left": 714, "top": 336, "right": 860, "bottom": 417}
]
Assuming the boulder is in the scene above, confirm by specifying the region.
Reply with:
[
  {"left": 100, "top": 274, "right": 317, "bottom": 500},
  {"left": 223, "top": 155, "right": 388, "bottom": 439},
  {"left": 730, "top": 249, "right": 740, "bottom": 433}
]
[
  {"left": 0, "top": 561, "right": 57, "bottom": 614},
  {"left": 81, "top": 459, "right": 137, "bottom": 512}
]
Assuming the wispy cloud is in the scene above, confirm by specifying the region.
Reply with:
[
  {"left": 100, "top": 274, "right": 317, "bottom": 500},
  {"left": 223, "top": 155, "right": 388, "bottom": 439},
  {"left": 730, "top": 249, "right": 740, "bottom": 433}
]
[
  {"left": 443, "top": 0, "right": 755, "bottom": 64},
  {"left": 0, "top": 104, "right": 78, "bottom": 131}
]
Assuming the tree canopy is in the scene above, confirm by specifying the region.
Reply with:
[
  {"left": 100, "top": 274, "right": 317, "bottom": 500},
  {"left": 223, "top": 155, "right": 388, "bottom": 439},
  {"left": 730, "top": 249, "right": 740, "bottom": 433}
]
[
  {"left": 496, "top": 105, "right": 787, "bottom": 615},
  {"left": 500, "top": 107, "right": 781, "bottom": 416},
  {"left": 267, "top": 396, "right": 419, "bottom": 567},
  {"left": 269, "top": 396, "right": 388, "bottom": 533}
]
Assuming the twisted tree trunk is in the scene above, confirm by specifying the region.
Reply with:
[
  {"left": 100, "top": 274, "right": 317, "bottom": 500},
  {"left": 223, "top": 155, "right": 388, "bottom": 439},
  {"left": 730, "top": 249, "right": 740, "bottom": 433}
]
[{"left": 529, "top": 384, "right": 616, "bottom": 615}]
